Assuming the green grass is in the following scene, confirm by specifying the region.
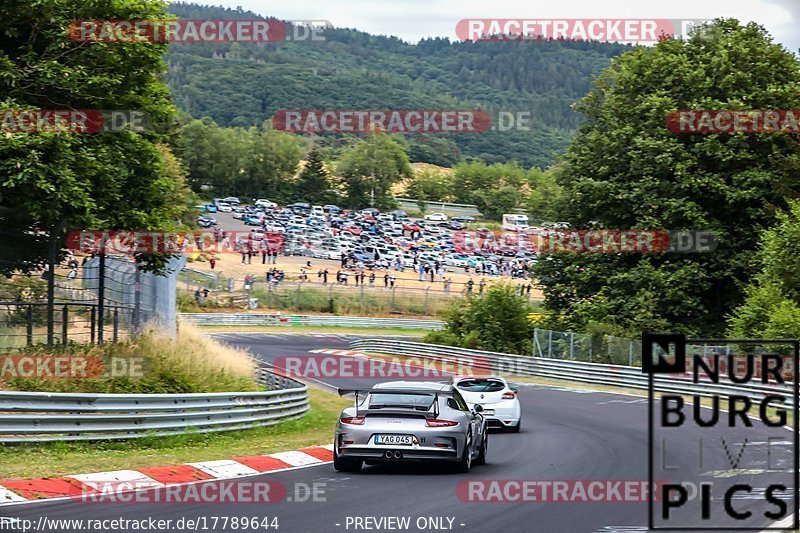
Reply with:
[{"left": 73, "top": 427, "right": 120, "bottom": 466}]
[{"left": 0, "top": 388, "right": 349, "bottom": 480}]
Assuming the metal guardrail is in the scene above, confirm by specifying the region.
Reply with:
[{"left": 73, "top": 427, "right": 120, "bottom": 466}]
[
  {"left": 0, "top": 371, "right": 309, "bottom": 443},
  {"left": 179, "top": 313, "right": 444, "bottom": 330},
  {"left": 349, "top": 339, "right": 792, "bottom": 401}
]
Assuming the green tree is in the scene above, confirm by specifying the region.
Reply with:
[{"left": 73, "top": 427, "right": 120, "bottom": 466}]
[
  {"left": 532, "top": 19, "right": 800, "bottom": 336},
  {"left": 425, "top": 284, "right": 533, "bottom": 354},
  {"left": 0, "top": 0, "right": 191, "bottom": 273},
  {"left": 729, "top": 200, "right": 800, "bottom": 340},
  {"left": 296, "top": 146, "right": 330, "bottom": 203},
  {"left": 241, "top": 128, "right": 302, "bottom": 201},
  {"left": 405, "top": 167, "right": 453, "bottom": 202},
  {"left": 336, "top": 134, "right": 412, "bottom": 208}
]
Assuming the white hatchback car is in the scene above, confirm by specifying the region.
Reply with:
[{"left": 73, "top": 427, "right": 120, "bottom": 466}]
[{"left": 450, "top": 376, "right": 521, "bottom": 432}]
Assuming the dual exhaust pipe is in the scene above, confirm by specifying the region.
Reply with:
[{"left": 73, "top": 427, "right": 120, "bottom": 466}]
[{"left": 384, "top": 450, "right": 402, "bottom": 460}]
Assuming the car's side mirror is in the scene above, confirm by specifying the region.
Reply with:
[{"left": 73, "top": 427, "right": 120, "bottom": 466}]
[
  {"left": 510, "top": 387, "right": 519, "bottom": 394},
  {"left": 473, "top": 404, "right": 484, "bottom": 413}
]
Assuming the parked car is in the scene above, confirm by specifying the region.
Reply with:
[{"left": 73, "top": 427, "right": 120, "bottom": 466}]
[
  {"left": 216, "top": 201, "right": 232, "bottom": 212},
  {"left": 334, "top": 382, "right": 488, "bottom": 473},
  {"left": 204, "top": 204, "right": 217, "bottom": 213},
  {"left": 254, "top": 199, "right": 277, "bottom": 208},
  {"left": 424, "top": 212, "right": 448, "bottom": 222}
]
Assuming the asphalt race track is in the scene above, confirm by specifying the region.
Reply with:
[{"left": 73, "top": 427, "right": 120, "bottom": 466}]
[{"left": 2, "top": 333, "right": 795, "bottom": 533}]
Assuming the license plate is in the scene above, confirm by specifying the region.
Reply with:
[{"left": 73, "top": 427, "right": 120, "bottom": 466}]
[
  {"left": 374, "top": 434, "right": 413, "bottom": 446},
  {"left": 482, "top": 409, "right": 495, "bottom": 415}
]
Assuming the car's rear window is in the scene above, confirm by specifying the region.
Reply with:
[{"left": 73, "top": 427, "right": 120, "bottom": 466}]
[
  {"left": 456, "top": 379, "right": 505, "bottom": 392},
  {"left": 368, "top": 393, "right": 434, "bottom": 409}
]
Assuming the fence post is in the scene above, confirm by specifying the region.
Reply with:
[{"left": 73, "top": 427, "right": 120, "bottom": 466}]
[
  {"left": 97, "top": 251, "right": 105, "bottom": 344},
  {"left": 62, "top": 305, "right": 69, "bottom": 345},
  {"left": 90, "top": 306, "right": 96, "bottom": 344},
  {"left": 570, "top": 332, "right": 574, "bottom": 361},
  {"left": 424, "top": 287, "right": 430, "bottom": 316},
  {"left": 628, "top": 340, "right": 633, "bottom": 366},
  {"left": 113, "top": 308, "right": 119, "bottom": 342},
  {"left": 26, "top": 305, "right": 33, "bottom": 346},
  {"left": 548, "top": 329, "right": 553, "bottom": 358},
  {"left": 132, "top": 266, "right": 141, "bottom": 337},
  {"left": 214, "top": 273, "right": 219, "bottom": 306}
]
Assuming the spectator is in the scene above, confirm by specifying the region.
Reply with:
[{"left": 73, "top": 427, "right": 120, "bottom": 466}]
[
  {"left": 369, "top": 272, "right": 375, "bottom": 286},
  {"left": 384, "top": 272, "right": 389, "bottom": 288},
  {"left": 443, "top": 277, "right": 452, "bottom": 293},
  {"left": 209, "top": 256, "right": 216, "bottom": 270},
  {"left": 466, "top": 278, "right": 474, "bottom": 293},
  {"left": 323, "top": 269, "right": 328, "bottom": 284},
  {"left": 479, "top": 279, "right": 486, "bottom": 293},
  {"left": 389, "top": 273, "right": 396, "bottom": 288}
]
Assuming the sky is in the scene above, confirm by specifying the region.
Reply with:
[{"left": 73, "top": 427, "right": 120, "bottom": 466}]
[{"left": 199, "top": 0, "right": 800, "bottom": 52}]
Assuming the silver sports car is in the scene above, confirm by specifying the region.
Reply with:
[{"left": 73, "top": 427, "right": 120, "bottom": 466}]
[{"left": 333, "top": 381, "right": 488, "bottom": 473}]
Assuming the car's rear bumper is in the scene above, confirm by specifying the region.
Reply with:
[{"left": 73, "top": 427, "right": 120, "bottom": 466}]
[{"left": 338, "top": 445, "right": 459, "bottom": 462}]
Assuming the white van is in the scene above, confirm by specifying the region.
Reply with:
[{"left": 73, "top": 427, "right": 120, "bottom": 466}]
[
  {"left": 311, "top": 205, "right": 325, "bottom": 218},
  {"left": 502, "top": 214, "right": 529, "bottom": 231}
]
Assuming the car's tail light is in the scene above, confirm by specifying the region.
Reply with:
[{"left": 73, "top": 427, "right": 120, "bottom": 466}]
[
  {"left": 340, "top": 417, "right": 365, "bottom": 425},
  {"left": 502, "top": 391, "right": 516, "bottom": 400},
  {"left": 426, "top": 419, "right": 458, "bottom": 427}
]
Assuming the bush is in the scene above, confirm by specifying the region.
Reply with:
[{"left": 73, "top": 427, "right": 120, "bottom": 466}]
[{"left": 424, "top": 283, "right": 533, "bottom": 354}]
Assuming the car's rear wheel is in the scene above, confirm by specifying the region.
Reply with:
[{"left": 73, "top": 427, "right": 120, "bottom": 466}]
[
  {"left": 474, "top": 432, "right": 488, "bottom": 466},
  {"left": 510, "top": 420, "right": 521, "bottom": 433},
  {"left": 455, "top": 433, "right": 473, "bottom": 473},
  {"left": 333, "top": 450, "right": 362, "bottom": 473}
]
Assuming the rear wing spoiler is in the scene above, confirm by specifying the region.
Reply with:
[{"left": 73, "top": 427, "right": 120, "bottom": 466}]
[{"left": 337, "top": 387, "right": 453, "bottom": 418}]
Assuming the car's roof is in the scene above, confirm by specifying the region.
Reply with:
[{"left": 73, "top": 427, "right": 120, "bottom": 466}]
[{"left": 374, "top": 381, "right": 451, "bottom": 392}]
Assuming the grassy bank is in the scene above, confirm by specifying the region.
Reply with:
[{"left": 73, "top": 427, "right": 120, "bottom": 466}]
[
  {"left": 0, "top": 325, "right": 258, "bottom": 394},
  {"left": 0, "top": 388, "right": 349, "bottom": 479}
]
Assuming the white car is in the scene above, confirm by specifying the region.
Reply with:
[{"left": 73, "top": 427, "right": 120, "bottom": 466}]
[
  {"left": 255, "top": 199, "right": 277, "bottom": 208},
  {"left": 424, "top": 212, "right": 448, "bottom": 222},
  {"left": 216, "top": 202, "right": 232, "bottom": 212},
  {"left": 451, "top": 376, "right": 521, "bottom": 432}
]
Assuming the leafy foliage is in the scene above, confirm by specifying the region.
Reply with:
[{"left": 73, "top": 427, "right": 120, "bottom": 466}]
[
  {"left": 425, "top": 284, "right": 534, "bottom": 354},
  {"left": 729, "top": 201, "right": 800, "bottom": 340},
  {"left": 0, "top": 0, "right": 192, "bottom": 274},
  {"left": 532, "top": 19, "right": 800, "bottom": 336},
  {"left": 336, "top": 134, "right": 412, "bottom": 208},
  {"left": 165, "top": 3, "right": 631, "bottom": 169}
]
